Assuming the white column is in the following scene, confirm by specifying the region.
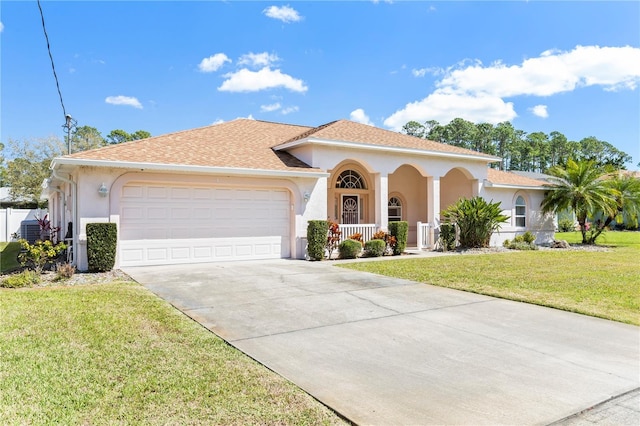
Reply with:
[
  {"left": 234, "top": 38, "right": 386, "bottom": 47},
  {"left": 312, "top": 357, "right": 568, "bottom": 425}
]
[
  {"left": 427, "top": 176, "right": 441, "bottom": 248},
  {"left": 472, "top": 178, "right": 481, "bottom": 197},
  {"left": 374, "top": 173, "right": 389, "bottom": 230}
]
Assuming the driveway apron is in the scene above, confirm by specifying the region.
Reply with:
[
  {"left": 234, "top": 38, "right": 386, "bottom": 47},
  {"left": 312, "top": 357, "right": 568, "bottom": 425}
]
[{"left": 124, "top": 259, "right": 640, "bottom": 425}]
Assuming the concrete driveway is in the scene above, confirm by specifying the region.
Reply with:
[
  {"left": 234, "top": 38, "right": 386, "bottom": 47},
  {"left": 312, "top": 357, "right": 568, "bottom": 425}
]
[{"left": 124, "top": 259, "right": 639, "bottom": 425}]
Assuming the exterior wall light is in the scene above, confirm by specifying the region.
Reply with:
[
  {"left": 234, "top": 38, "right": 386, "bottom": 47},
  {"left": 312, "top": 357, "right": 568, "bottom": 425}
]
[
  {"left": 303, "top": 192, "right": 311, "bottom": 202},
  {"left": 98, "top": 183, "right": 109, "bottom": 197}
]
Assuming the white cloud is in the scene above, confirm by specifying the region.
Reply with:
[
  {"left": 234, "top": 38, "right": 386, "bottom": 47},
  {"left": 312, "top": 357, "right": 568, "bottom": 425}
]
[
  {"left": 384, "top": 92, "right": 515, "bottom": 130},
  {"left": 239, "top": 52, "right": 280, "bottom": 68},
  {"left": 260, "top": 102, "right": 282, "bottom": 112},
  {"left": 218, "top": 67, "right": 308, "bottom": 93},
  {"left": 281, "top": 106, "right": 299, "bottom": 115},
  {"left": 412, "top": 68, "right": 428, "bottom": 78},
  {"left": 384, "top": 45, "right": 640, "bottom": 130},
  {"left": 438, "top": 45, "right": 640, "bottom": 97},
  {"left": 198, "top": 53, "right": 231, "bottom": 72},
  {"left": 0, "top": 22, "right": 4, "bottom": 33},
  {"left": 263, "top": 5, "right": 302, "bottom": 23},
  {"left": 212, "top": 118, "right": 225, "bottom": 125},
  {"left": 350, "top": 108, "right": 375, "bottom": 126},
  {"left": 105, "top": 95, "right": 143, "bottom": 109},
  {"left": 530, "top": 105, "right": 549, "bottom": 118}
]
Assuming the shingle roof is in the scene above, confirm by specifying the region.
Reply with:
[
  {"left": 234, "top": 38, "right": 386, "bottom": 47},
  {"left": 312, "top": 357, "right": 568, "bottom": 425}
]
[
  {"left": 64, "top": 118, "right": 500, "bottom": 172},
  {"left": 66, "top": 119, "right": 317, "bottom": 172},
  {"left": 487, "top": 168, "right": 548, "bottom": 187},
  {"left": 277, "top": 119, "right": 498, "bottom": 159}
]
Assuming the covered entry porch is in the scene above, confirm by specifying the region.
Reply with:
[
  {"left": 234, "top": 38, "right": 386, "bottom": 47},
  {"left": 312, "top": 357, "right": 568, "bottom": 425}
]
[{"left": 327, "top": 159, "right": 481, "bottom": 249}]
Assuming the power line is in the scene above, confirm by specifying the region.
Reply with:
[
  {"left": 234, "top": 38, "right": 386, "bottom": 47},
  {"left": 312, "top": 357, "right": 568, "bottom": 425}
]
[{"left": 37, "top": 0, "right": 67, "bottom": 120}]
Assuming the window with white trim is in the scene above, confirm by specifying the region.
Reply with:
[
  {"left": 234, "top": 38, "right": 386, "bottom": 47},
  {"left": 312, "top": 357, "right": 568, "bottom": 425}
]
[
  {"left": 388, "top": 197, "right": 402, "bottom": 222},
  {"left": 336, "top": 170, "right": 366, "bottom": 189},
  {"left": 515, "top": 195, "right": 526, "bottom": 227}
]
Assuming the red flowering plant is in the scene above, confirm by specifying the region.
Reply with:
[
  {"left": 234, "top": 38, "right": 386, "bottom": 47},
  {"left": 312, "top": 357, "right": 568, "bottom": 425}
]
[{"left": 325, "top": 221, "right": 342, "bottom": 259}]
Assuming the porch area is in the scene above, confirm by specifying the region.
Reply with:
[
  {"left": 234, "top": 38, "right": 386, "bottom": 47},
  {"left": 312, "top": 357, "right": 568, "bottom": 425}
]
[{"left": 338, "top": 222, "right": 434, "bottom": 250}]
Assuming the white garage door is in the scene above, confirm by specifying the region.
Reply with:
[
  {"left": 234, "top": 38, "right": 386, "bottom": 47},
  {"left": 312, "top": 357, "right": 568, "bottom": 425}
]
[{"left": 118, "top": 183, "right": 291, "bottom": 267}]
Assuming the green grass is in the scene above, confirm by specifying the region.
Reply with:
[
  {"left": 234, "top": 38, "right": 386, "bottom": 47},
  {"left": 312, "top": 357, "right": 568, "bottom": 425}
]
[
  {"left": 556, "top": 231, "right": 640, "bottom": 247},
  {"left": 0, "top": 282, "right": 345, "bottom": 425},
  {"left": 340, "top": 232, "right": 640, "bottom": 325},
  {"left": 0, "top": 242, "right": 22, "bottom": 274}
]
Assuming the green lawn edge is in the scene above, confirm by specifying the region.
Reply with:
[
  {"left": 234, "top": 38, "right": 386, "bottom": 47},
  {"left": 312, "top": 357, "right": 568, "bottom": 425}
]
[
  {"left": 340, "top": 232, "right": 640, "bottom": 326},
  {"left": 0, "top": 242, "right": 22, "bottom": 274},
  {"left": 0, "top": 282, "right": 345, "bottom": 425}
]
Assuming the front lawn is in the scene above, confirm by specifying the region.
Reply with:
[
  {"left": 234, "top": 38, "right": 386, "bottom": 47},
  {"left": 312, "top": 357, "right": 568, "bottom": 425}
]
[
  {"left": 340, "top": 233, "right": 640, "bottom": 325},
  {"left": 0, "top": 282, "right": 344, "bottom": 425},
  {"left": 0, "top": 242, "right": 22, "bottom": 274}
]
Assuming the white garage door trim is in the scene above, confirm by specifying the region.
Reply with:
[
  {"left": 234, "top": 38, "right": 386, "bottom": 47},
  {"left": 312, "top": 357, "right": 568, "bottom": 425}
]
[{"left": 118, "top": 183, "right": 291, "bottom": 267}]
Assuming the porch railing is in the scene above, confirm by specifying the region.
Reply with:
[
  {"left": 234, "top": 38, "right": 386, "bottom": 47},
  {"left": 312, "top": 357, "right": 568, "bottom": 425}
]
[
  {"left": 416, "top": 221, "right": 431, "bottom": 250},
  {"left": 338, "top": 224, "right": 378, "bottom": 243}
]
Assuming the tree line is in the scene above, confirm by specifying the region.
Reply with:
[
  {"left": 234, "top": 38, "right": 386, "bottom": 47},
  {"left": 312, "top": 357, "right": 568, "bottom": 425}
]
[
  {"left": 402, "top": 118, "right": 633, "bottom": 172},
  {"left": 0, "top": 127, "right": 151, "bottom": 207}
]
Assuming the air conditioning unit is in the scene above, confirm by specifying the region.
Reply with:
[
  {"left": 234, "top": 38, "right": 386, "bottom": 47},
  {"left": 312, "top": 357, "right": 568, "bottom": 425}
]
[{"left": 20, "top": 220, "right": 41, "bottom": 244}]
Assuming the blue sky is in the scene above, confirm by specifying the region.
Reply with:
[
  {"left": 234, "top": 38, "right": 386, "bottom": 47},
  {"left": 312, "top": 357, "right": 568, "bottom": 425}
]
[{"left": 2, "top": 1, "right": 639, "bottom": 168}]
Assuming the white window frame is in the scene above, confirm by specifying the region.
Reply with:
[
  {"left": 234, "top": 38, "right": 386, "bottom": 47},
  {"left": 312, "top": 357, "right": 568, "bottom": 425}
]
[
  {"left": 388, "top": 196, "right": 403, "bottom": 222},
  {"left": 515, "top": 195, "right": 526, "bottom": 228}
]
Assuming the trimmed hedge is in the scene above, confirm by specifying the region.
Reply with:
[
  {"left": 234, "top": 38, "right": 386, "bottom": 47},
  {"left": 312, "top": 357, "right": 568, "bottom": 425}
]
[
  {"left": 388, "top": 221, "right": 408, "bottom": 255},
  {"left": 364, "top": 239, "right": 386, "bottom": 257},
  {"left": 338, "top": 239, "right": 362, "bottom": 259},
  {"left": 87, "top": 223, "right": 117, "bottom": 272},
  {"left": 439, "top": 223, "right": 456, "bottom": 251},
  {"left": 307, "top": 220, "right": 329, "bottom": 261}
]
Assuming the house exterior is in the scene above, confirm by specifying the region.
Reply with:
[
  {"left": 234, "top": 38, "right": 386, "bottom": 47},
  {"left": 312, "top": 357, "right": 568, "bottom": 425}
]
[{"left": 43, "top": 119, "right": 554, "bottom": 270}]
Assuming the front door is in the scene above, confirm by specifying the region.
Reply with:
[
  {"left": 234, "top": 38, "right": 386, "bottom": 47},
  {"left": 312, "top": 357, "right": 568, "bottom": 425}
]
[{"left": 342, "top": 195, "right": 359, "bottom": 224}]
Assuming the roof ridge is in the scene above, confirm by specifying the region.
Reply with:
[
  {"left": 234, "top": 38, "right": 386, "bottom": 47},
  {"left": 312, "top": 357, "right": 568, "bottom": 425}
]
[{"left": 279, "top": 120, "right": 340, "bottom": 145}]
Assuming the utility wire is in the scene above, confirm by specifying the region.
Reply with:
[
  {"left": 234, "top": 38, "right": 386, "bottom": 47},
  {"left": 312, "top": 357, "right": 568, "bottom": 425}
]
[{"left": 37, "top": 0, "right": 67, "bottom": 120}]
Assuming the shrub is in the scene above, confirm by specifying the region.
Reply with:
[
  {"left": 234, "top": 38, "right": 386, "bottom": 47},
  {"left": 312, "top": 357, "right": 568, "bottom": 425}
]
[
  {"left": 307, "top": 220, "right": 329, "bottom": 261},
  {"left": 507, "top": 241, "right": 539, "bottom": 251},
  {"left": 87, "top": 223, "right": 118, "bottom": 272},
  {"left": 364, "top": 239, "right": 386, "bottom": 257},
  {"left": 521, "top": 231, "right": 536, "bottom": 244},
  {"left": 372, "top": 230, "right": 396, "bottom": 255},
  {"left": 347, "top": 233, "right": 364, "bottom": 246},
  {"left": 439, "top": 223, "right": 457, "bottom": 251},
  {"left": 18, "top": 239, "right": 67, "bottom": 274},
  {"left": 55, "top": 263, "right": 76, "bottom": 280},
  {"left": 388, "top": 221, "right": 408, "bottom": 255},
  {"left": 338, "top": 239, "right": 362, "bottom": 259},
  {"left": 442, "top": 197, "right": 509, "bottom": 248},
  {"left": 505, "top": 234, "right": 538, "bottom": 250},
  {"left": 1, "top": 270, "right": 41, "bottom": 288},
  {"left": 558, "top": 218, "right": 575, "bottom": 232}
]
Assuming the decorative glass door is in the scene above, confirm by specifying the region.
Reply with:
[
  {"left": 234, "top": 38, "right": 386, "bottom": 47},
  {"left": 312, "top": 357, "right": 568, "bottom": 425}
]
[{"left": 341, "top": 195, "right": 359, "bottom": 224}]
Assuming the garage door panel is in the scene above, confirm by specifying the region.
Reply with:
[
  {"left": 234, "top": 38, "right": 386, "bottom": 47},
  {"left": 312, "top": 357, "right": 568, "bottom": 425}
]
[{"left": 119, "top": 184, "right": 290, "bottom": 266}]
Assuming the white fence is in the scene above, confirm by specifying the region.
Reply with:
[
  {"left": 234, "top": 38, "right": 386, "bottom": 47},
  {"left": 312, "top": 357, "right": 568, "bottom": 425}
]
[
  {"left": 416, "top": 221, "right": 432, "bottom": 250},
  {"left": 338, "top": 224, "right": 378, "bottom": 243},
  {"left": 0, "top": 208, "right": 42, "bottom": 242}
]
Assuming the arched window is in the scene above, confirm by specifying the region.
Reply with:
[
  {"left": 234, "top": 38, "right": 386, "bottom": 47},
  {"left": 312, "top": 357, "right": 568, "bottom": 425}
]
[
  {"left": 336, "top": 170, "right": 366, "bottom": 189},
  {"left": 515, "top": 195, "right": 526, "bottom": 227},
  {"left": 388, "top": 197, "right": 402, "bottom": 222}
]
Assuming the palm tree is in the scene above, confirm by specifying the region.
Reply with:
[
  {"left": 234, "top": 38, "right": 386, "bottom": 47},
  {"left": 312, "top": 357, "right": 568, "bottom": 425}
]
[
  {"left": 591, "top": 172, "right": 640, "bottom": 240},
  {"left": 541, "top": 159, "right": 614, "bottom": 244}
]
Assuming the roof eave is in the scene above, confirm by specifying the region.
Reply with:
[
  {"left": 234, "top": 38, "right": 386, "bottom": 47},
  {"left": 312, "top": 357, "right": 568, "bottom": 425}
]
[
  {"left": 275, "top": 137, "right": 501, "bottom": 163},
  {"left": 50, "top": 157, "right": 329, "bottom": 179},
  {"left": 484, "top": 180, "right": 548, "bottom": 190}
]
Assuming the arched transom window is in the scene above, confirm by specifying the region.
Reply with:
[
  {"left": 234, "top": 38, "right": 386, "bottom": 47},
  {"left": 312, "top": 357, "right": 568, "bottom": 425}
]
[
  {"left": 388, "top": 197, "right": 402, "bottom": 222},
  {"left": 336, "top": 170, "right": 366, "bottom": 189},
  {"left": 515, "top": 195, "right": 526, "bottom": 227}
]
